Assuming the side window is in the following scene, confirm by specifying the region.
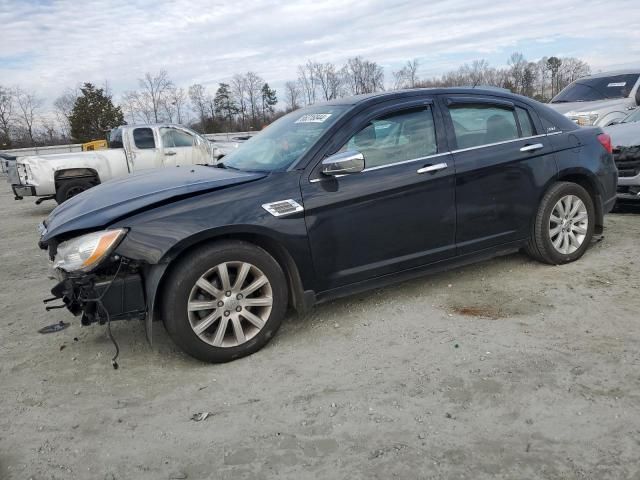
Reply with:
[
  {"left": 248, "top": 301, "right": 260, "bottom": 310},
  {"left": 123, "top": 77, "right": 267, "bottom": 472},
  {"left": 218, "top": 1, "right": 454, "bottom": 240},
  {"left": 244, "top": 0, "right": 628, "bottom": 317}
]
[
  {"left": 172, "top": 129, "right": 195, "bottom": 147},
  {"left": 133, "top": 128, "right": 156, "bottom": 149},
  {"left": 160, "top": 128, "right": 175, "bottom": 148},
  {"left": 449, "top": 105, "right": 518, "bottom": 149},
  {"left": 516, "top": 107, "right": 535, "bottom": 137},
  {"left": 340, "top": 108, "right": 437, "bottom": 168}
]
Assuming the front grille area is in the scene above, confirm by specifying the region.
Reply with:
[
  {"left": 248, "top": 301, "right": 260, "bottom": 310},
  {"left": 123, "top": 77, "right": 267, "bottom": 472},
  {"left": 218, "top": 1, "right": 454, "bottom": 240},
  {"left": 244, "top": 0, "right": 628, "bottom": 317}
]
[{"left": 613, "top": 146, "right": 640, "bottom": 178}]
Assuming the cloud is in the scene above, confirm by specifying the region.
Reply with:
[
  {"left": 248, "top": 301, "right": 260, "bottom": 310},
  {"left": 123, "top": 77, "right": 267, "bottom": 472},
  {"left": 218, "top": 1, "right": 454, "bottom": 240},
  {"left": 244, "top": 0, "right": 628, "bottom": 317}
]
[{"left": 0, "top": 0, "right": 638, "bottom": 106}]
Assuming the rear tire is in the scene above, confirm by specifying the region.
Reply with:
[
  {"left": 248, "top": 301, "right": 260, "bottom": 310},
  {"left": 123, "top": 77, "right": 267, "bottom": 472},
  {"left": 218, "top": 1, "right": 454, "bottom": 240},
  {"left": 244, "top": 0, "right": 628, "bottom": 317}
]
[
  {"left": 55, "top": 178, "right": 94, "bottom": 204},
  {"left": 161, "top": 241, "right": 288, "bottom": 363},
  {"left": 525, "top": 182, "right": 595, "bottom": 265}
]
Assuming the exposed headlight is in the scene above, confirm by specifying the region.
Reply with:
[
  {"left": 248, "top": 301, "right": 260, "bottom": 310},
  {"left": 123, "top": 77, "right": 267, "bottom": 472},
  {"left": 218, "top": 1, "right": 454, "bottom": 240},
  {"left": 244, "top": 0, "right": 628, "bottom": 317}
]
[
  {"left": 566, "top": 111, "right": 599, "bottom": 126},
  {"left": 53, "top": 229, "right": 126, "bottom": 273}
]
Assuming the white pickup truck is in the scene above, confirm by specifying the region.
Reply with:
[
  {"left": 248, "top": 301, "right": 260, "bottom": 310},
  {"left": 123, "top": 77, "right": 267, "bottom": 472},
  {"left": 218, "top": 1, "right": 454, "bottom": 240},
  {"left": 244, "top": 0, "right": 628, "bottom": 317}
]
[{"left": 8, "top": 124, "right": 221, "bottom": 204}]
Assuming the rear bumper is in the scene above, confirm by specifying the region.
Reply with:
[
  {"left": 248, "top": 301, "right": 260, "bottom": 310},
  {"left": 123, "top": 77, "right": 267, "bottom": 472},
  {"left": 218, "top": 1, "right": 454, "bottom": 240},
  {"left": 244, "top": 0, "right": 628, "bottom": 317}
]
[
  {"left": 618, "top": 172, "right": 640, "bottom": 187},
  {"left": 12, "top": 184, "right": 36, "bottom": 199}
]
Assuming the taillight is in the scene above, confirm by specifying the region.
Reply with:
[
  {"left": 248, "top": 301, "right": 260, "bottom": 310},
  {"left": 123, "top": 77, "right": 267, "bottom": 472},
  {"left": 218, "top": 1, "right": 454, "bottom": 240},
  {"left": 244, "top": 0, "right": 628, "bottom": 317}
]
[{"left": 597, "top": 133, "right": 613, "bottom": 154}]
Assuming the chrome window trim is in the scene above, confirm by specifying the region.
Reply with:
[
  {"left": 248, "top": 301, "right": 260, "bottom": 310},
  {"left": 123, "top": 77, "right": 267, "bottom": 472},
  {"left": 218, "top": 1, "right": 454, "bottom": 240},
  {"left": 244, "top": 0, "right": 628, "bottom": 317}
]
[
  {"left": 363, "top": 151, "right": 450, "bottom": 173},
  {"left": 450, "top": 133, "right": 548, "bottom": 154},
  {"left": 308, "top": 132, "right": 562, "bottom": 183}
]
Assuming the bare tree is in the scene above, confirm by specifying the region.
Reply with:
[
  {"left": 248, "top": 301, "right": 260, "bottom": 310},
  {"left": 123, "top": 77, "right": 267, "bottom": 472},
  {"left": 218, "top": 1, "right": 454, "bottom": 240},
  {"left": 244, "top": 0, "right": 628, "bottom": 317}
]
[
  {"left": 297, "top": 61, "right": 318, "bottom": 105},
  {"left": 188, "top": 83, "right": 209, "bottom": 128},
  {"left": 15, "top": 88, "right": 42, "bottom": 146},
  {"left": 245, "top": 72, "right": 264, "bottom": 127},
  {"left": 393, "top": 59, "right": 420, "bottom": 89},
  {"left": 53, "top": 88, "right": 78, "bottom": 139},
  {"left": 138, "top": 70, "right": 174, "bottom": 123},
  {"left": 0, "top": 85, "right": 15, "bottom": 146},
  {"left": 163, "top": 86, "right": 188, "bottom": 124},
  {"left": 344, "top": 57, "right": 384, "bottom": 95},
  {"left": 314, "top": 62, "right": 342, "bottom": 100},
  {"left": 231, "top": 74, "right": 248, "bottom": 129},
  {"left": 121, "top": 90, "right": 154, "bottom": 124},
  {"left": 284, "top": 81, "right": 301, "bottom": 111}
]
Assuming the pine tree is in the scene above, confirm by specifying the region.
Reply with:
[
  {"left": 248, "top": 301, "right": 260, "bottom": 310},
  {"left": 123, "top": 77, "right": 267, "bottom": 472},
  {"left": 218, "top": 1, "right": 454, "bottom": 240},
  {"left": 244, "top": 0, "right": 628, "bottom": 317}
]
[
  {"left": 69, "top": 83, "right": 124, "bottom": 142},
  {"left": 260, "top": 83, "right": 277, "bottom": 124},
  {"left": 213, "top": 83, "right": 238, "bottom": 131}
]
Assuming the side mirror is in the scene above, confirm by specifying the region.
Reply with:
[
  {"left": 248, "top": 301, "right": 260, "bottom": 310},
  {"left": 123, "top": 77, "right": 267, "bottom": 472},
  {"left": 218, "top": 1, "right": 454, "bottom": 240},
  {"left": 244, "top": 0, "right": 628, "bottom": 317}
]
[{"left": 321, "top": 150, "right": 365, "bottom": 176}]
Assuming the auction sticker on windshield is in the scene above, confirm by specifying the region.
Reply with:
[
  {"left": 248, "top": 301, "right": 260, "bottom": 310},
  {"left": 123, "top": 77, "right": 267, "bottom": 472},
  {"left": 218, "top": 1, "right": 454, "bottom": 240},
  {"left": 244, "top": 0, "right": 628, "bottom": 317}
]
[
  {"left": 295, "top": 113, "right": 332, "bottom": 123},
  {"left": 607, "top": 82, "right": 626, "bottom": 87}
]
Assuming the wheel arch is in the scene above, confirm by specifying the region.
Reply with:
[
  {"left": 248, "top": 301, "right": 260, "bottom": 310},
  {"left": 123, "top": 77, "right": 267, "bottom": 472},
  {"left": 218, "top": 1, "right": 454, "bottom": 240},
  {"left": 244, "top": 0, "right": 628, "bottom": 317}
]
[
  {"left": 556, "top": 168, "right": 604, "bottom": 234},
  {"left": 54, "top": 168, "right": 101, "bottom": 186},
  {"left": 151, "top": 229, "right": 310, "bottom": 322}
]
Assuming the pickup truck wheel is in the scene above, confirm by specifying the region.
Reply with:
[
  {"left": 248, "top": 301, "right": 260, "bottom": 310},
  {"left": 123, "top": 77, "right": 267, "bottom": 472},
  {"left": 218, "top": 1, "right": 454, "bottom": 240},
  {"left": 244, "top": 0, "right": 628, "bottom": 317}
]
[
  {"left": 525, "top": 182, "right": 595, "bottom": 265},
  {"left": 55, "top": 178, "right": 94, "bottom": 204},
  {"left": 161, "top": 241, "right": 288, "bottom": 363}
]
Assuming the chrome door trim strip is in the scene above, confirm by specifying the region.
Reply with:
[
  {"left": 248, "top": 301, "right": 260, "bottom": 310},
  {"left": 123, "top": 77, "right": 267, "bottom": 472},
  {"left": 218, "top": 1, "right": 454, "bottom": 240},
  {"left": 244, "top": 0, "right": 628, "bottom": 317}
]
[{"left": 308, "top": 132, "right": 561, "bottom": 183}]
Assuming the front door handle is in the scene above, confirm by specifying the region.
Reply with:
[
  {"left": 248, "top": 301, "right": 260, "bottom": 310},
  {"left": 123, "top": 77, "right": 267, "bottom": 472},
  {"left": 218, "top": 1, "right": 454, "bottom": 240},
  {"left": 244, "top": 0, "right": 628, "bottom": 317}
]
[
  {"left": 520, "top": 143, "right": 544, "bottom": 153},
  {"left": 417, "top": 162, "right": 448, "bottom": 174},
  {"left": 165, "top": 150, "right": 177, "bottom": 156}
]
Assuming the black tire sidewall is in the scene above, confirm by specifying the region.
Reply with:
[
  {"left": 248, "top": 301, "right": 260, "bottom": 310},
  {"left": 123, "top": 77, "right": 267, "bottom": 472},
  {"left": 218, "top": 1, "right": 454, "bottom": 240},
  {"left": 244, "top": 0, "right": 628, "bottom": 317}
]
[
  {"left": 162, "top": 241, "right": 288, "bottom": 363},
  {"left": 56, "top": 178, "right": 93, "bottom": 204},
  {"left": 538, "top": 183, "right": 595, "bottom": 264}
]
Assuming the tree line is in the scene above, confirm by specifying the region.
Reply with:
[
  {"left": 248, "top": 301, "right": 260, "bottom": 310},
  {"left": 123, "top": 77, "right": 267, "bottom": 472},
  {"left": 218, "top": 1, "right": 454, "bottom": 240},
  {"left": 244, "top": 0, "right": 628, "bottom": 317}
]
[{"left": 0, "top": 52, "right": 591, "bottom": 148}]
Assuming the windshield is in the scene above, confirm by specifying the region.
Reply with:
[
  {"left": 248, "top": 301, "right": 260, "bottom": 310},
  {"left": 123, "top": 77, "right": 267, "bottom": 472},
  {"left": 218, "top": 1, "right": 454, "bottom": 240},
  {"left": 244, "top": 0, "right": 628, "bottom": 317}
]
[
  {"left": 220, "top": 105, "right": 348, "bottom": 172},
  {"left": 623, "top": 108, "right": 640, "bottom": 123},
  {"left": 551, "top": 74, "right": 639, "bottom": 103}
]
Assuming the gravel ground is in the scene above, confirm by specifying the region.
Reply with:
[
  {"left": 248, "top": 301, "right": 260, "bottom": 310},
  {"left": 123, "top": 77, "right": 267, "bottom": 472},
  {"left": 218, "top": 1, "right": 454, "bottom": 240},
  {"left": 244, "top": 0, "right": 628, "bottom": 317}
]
[{"left": 1, "top": 184, "right": 639, "bottom": 480}]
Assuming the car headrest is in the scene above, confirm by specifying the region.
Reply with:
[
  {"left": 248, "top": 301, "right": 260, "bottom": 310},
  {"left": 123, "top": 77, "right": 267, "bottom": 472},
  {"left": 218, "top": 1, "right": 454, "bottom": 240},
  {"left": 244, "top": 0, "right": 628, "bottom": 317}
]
[
  {"left": 485, "top": 114, "right": 517, "bottom": 144},
  {"left": 354, "top": 124, "right": 376, "bottom": 148}
]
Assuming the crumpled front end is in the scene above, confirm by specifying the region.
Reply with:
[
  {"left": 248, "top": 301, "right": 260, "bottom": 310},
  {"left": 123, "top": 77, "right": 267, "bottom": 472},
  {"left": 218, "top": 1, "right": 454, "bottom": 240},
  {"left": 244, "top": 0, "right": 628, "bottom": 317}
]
[{"left": 41, "top": 227, "right": 147, "bottom": 329}]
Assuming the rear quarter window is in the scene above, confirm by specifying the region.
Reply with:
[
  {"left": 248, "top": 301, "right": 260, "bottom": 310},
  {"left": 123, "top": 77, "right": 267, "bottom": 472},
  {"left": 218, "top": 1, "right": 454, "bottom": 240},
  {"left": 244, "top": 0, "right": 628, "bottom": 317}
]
[
  {"left": 449, "top": 105, "right": 519, "bottom": 149},
  {"left": 133, "top": 128, "right": 156, "bottom": 149}
]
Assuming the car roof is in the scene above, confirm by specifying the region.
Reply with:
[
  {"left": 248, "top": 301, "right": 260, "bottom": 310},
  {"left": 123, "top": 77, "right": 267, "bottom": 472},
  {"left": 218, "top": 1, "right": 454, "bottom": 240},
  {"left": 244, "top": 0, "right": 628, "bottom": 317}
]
[
  {"left": 117, "top": 123, "right": 192, "bottom": 129},
  {"left": 321, "top": 87, "right": 527, "bottom": 107},
  {"left": 580, "top": 69, "right": 640, "bottom": 79}
]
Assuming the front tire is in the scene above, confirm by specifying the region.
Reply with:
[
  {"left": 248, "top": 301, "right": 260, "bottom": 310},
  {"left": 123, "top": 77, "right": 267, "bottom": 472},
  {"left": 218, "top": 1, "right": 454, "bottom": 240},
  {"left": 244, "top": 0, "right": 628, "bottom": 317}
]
[
  {"left": 161, "top": 241, "right": 288, "bottom": 363},
  {"left": 525, "top": 182, "right": 595, "bottom": 265}
]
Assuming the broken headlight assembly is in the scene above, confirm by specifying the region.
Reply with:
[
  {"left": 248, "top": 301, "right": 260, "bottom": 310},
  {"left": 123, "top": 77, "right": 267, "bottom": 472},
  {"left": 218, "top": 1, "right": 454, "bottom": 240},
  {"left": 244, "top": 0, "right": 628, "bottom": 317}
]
[{"left": 53, "top": 229, "right": 126, "bottom": 273}]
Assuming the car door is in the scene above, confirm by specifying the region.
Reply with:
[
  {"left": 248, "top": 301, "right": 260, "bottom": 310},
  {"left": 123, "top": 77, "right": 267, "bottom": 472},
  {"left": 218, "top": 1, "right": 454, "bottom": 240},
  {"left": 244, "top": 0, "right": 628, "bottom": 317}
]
[
  {"left": 128, "top": 127, "right": 162, "bottom": 170},
  {"left": 301, "top": 99, "right": 456, "bottom": 291},
  {"left": 160, "top": 127, "right": 195, "bottom": 166},
  {"left": 440, "top": 95, "right": 557, "bottom": 255}
]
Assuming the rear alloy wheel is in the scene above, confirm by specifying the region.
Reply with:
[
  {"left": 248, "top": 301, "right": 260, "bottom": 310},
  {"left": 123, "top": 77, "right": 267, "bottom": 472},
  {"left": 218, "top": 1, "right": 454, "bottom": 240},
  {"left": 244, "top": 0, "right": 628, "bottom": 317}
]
[
  {"left": 548, "top": 195, "right": 589, "bottom": 255},
  {"left": 525, "top": 182, "right": 595, "bottom": 265},
  {"left": 162, "top": 241, "right": 288, "bottom": 363}
]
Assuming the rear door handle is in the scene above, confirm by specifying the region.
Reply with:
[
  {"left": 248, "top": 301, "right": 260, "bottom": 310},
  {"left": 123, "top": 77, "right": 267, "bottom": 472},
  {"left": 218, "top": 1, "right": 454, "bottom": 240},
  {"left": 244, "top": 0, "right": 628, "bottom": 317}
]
[
  {"left": 165, "top": 150, "right": 177, "bottom": 156},
  {"left": 417, "top": 162, "right": 448, "bottom": 174},
  {"left": 520, "top": 143, "right": 544, "bottom": 153}
]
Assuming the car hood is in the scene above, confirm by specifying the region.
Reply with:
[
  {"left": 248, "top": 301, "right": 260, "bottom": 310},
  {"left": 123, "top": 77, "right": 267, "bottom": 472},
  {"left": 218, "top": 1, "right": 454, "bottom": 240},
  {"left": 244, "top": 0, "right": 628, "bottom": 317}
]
[
  {"left": 42, "top": 165, "right": 266, "bottom": 241},
  {"left": 548, "top": 98, "right": 628, "bottom": 115},
  {"left": 603, "top": 121, "right": 640, "bottom": 147}
]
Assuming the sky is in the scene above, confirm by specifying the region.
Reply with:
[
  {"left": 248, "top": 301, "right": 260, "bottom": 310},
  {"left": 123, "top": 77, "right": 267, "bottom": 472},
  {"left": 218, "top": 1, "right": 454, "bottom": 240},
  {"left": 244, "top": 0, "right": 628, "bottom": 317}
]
[{"left": 1, "top": 0, "right": 639, "bottom": 109}]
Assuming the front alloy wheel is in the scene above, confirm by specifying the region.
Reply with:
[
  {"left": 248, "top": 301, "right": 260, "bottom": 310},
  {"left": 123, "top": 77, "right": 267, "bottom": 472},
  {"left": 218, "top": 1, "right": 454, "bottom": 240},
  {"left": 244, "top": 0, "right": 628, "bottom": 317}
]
[
  {"left": 162, "top": 241, "right": 288, "bottom": 363},
  {"left": 188, "top": 262, "right": 273, "bottom": 347}
]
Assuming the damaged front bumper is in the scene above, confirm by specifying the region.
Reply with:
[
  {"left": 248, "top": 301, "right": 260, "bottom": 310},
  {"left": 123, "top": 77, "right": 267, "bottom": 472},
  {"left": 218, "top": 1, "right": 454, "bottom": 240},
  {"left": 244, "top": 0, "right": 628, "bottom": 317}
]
[{"left": 50, "top": 265, "right": 147, "bottom": 326}]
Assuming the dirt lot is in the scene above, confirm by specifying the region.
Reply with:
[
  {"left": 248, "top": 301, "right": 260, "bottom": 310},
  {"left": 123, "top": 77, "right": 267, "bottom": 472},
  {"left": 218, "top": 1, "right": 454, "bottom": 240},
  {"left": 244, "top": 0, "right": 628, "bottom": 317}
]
[{"left": 1, "top": 184, "right": 639, "bottom": 480}]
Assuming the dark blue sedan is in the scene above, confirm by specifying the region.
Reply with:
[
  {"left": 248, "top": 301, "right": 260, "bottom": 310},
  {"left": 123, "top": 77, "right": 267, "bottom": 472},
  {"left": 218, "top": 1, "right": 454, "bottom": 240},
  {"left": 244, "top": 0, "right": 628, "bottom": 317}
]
[{"left": 39, "top": 88, "right": 618, "bottom": 363}]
